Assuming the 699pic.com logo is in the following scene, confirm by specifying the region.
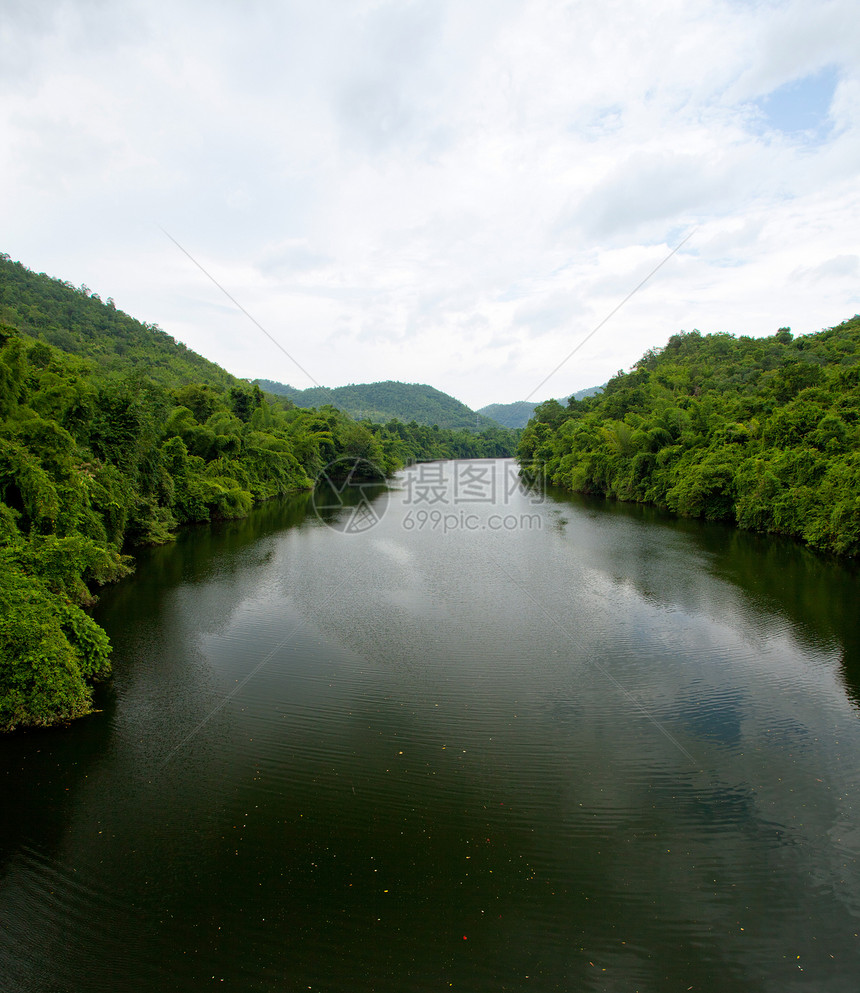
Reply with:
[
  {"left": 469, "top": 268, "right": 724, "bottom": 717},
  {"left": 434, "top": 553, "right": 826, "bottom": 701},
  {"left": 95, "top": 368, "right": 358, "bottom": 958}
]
[{"left": 311, "top": 457, "right": 389, "bottom": 534}]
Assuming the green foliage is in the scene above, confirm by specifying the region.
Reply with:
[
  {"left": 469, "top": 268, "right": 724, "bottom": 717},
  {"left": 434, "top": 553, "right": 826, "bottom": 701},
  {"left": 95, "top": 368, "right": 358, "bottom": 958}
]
[
  {"left": 518, "top": 316, "right": 860, "bottom": 557},
  {"left": 256, "top": 378, "right": 502, "bottom": 431},
  {"left": 0, "top": 554, "right": 111, "bottom": 731},
  {"left": 368, "top": 417, "right": 518, "bottom": 466}
]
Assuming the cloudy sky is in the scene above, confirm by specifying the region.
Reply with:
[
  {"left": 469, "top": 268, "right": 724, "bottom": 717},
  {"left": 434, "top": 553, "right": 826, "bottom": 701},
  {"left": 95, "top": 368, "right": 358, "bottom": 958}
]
[{"left": 2, "top": 0, "right": 858, "bottom": 409}]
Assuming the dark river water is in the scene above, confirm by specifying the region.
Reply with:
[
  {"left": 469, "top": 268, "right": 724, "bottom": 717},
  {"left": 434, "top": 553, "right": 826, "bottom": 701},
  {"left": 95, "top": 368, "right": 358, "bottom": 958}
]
[{"left": 2, "top": 459, "right": 859, "bottom": 993}]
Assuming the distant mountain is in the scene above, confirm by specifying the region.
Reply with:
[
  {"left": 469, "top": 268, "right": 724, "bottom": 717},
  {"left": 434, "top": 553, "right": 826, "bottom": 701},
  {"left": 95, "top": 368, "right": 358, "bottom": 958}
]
[
  {"left": 569, "top": 385, "right": 604, "bottom": 401},
  {"left": 476, "top": 401, "right": 541, "bottom": 429},
  {"left": 256, "top": 379, "right": 503, "bottom": 431},
  {"left": 478, "top": 386, "right": 604, "bottom": 429}
]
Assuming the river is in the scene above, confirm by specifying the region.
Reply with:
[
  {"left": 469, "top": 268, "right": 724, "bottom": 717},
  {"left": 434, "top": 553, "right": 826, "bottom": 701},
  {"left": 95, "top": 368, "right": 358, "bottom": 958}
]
[{"left": 1, "top": 459, "right": 858, "bottom": 992}]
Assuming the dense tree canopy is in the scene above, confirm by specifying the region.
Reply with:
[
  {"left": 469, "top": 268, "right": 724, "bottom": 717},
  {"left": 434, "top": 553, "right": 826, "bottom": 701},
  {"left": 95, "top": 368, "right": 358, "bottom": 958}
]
[{"left": 518, "top": 317, "right": 860, "bottom": 557}]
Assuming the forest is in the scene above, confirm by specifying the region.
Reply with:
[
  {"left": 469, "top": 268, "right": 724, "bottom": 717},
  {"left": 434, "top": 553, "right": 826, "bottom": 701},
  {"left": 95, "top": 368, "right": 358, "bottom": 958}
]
[
  {"left": 256, "top": 378, "right": 497, "bottom": 431},
  {"left": 518, "top": 317, "right": 860, "bottom": 557},
  {"left": 0, "top": 256, "right": 516, "bottom": 732}
]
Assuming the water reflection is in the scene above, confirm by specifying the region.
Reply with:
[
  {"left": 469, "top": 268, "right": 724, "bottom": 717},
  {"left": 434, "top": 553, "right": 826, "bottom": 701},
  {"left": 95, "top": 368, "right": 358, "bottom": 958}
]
[
  {"left": 1, "top": 463, "right": 858, "bottom": 993},
  {"left": 547, "top": 485, "right": 860, "bottom": 707}
]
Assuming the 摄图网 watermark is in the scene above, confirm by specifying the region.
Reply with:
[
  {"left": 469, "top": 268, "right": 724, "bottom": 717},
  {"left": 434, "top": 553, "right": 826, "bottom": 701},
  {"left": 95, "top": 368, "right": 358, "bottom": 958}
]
[
  {"left": 401, "top": 460, "right": 545, "bottom": 507},
  {"left": 399, "top": 460, "right": 544, "bottom": 533},
  {"left": 312, "top": 458, "right": 545, "bottom": 534}
]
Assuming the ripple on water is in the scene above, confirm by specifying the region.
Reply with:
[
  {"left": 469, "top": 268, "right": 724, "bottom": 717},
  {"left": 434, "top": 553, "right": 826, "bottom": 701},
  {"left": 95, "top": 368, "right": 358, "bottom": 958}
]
[{"left": 2, "top": 465, "right": 859, "bottom": 993}]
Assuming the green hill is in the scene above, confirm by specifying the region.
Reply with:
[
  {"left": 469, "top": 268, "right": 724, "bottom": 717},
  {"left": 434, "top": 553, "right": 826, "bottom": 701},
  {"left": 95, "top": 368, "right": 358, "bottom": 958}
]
[
  {"left": 479, "top": 388, "right": 603, "bottom": 429},
  {"left": 257, "top": 378, "right": 501, "bottom": 431},
  {"left": 518, "top": 319, "right": 860, "bottom": 556},
  {"left": 477, "top": 401, "right": 539, "bottom": 429},
  {"left": 0, "top": 253, "right": 238, "bottom": 390}
]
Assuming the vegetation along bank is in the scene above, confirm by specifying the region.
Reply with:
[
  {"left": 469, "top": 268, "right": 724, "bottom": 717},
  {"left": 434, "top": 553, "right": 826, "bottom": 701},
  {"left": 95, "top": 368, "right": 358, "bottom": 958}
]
[{"left": 518, "top": 317, "right": 860, "bottom": 558}]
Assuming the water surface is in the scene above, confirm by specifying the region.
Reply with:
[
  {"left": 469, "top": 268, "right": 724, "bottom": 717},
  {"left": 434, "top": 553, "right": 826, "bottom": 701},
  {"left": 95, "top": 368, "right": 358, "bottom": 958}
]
[{"left": 1, "top": 460, "right": 858, "bottom": 992}]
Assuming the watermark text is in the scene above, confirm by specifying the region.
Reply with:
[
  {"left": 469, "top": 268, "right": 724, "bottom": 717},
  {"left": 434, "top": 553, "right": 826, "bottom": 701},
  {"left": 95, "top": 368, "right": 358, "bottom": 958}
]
[{"left": 403, "top": 509, "right": 542, "bottom": 534}]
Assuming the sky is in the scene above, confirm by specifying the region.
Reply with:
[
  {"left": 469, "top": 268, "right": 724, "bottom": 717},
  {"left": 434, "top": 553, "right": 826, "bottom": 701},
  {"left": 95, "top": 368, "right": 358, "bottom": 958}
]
[{"left": 1, "top": 0, "right": 858, "bottom": 410}]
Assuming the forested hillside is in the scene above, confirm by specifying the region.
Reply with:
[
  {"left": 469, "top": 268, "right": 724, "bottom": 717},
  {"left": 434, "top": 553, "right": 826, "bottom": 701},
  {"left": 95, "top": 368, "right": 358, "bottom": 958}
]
[
  {"left": 256, "top": 378, "right": 498, "bottom": 430},
  {"left": 479, "top": 387, "right": 603, "bottom": 429},
  {"left": 518, "top": 318, "right": 860, "bottom": 556},
  {"left": 0, "top": 253, "right": 236, "bottom": 390},
  {"left": 0, "top": 256, "right": 516, "bottom": 732},
  {"left": 477, "top": 400, "right": 540, "bottom": 429}
]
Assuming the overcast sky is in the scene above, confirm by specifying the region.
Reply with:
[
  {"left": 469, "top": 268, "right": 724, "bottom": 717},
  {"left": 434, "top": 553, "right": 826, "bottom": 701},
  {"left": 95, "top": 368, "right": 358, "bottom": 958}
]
[{"left": 2, "top": 0, "right": 858, "bottom": 409}]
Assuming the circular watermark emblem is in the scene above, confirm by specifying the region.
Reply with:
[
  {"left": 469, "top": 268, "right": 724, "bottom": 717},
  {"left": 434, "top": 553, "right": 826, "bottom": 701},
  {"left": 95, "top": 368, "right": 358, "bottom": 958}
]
[{"left": 311, "top": 457, "right": 389, "bottom": 534}]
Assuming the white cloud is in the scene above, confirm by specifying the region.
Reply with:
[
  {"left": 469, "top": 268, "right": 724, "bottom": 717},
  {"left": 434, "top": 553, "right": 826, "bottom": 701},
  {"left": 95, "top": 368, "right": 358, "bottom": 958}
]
[
  {"left": 1, "top": 0, "right": 858, "bottom": 409},
  {"left": 792, "top": 253, "right": 860, "bottom": 282}
]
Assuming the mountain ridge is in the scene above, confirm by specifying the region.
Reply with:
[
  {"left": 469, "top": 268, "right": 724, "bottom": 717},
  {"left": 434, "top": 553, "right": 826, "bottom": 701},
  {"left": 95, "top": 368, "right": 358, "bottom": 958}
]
[
  {"left": 255, "top": 378, "right": 503, "bottom": 431},
  {"left": 478, "top": 387, "right": 604, "bottom": 429},
  {"left": 256, "top": 379, "right": 606, "bottom": 431}
]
